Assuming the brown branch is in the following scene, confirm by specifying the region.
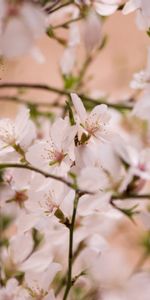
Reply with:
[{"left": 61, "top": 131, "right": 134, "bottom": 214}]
[
  {"left": 0, "top": 163, "right": 91, "bottom": 195},
  {"left": 0, "top": 83, "right": 133, "bottom": 111}
]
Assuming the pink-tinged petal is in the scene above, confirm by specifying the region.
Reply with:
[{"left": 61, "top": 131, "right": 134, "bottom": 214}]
[
  {"left": 1, "top": 17, "right": 33, "bottom": 58},
  {"left": 10, "top": 168, "right": 32, "bottom": 190},
  {"left": 71, "top": 93, "right": 87, "bottom": 124},
  {"left": 87, "top": 234, "right": 109, "bottom": 253},
  {"left": 20, "top": 244, "right": 53, "bottom": 272},
  {"left": 15, "top": 107, "right": 29, "bottom": 135},
  {"left": 21, "top": 2, "right": 46, "bottom": 37},
  {"left": 94, "top": 2, "right": 118, "bottom": 16},
  {"left": 122, "top": 0, "right": 141, "bottom": 15},
  {"left": 78, "top": 166, "right": 108, "bottom": 192},
  {"left": 25, "top": 263, "right": 61, "bottom": 293},
  {"left": 90, "top": 104, "right": 110, "bottom": 123},
  {"left": 16, "top": 212, "right": 39, "bottom": 233},
  {"left": 26, "top": 141, "right": 51, "bottom": 169},
  {"left": 140, "top": 211, "right": 150, "bottom": 229},
  {"left": 0, "top": 0, "right": 6, "bottom": 19},
  {"left": 82, "top": 10, "right": 102, "bottom": 53},
  {"left": 19, "top": 120, "right": 36, "bottom": 150},
  {"left": 44, "top": 290, "right": 56, "bottom": 300},
  {"left": 50, "top": 118, "right": 67, "bottom": 151},
  {"left": 136, "top": 10, "right": 148, "bottom": 30},
  {"left": 9, "top": 232, "right": 34, "bottom": 264},
  {"left": 60, "top": 47, "right": 76, "bottom": 75}
]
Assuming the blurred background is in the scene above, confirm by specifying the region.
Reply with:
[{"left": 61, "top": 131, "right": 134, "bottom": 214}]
[{"left": 0, "top": 11, "right": 149, "bottom": 116}]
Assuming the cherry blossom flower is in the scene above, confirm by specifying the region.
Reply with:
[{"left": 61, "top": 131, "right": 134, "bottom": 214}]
[
  {"left": 0, "top": 106, "right": 36, "bottom": 158},
  {"left": 26, "top": 117, "right": 76, "bottom": 173},
  {"left": 0, "top": 0, "right": 46, "bottom": 59},
  {"left": 123, "top": 0, "right": 150, "bottom": 30},
  {"left": 24, "top": 265, "right": 61, "bottom": 300},
  {"left": 0, "top": 278, "right": 29, "bottom": 300},
  {"left": 71, "top": 93, "right": 111, "bottom": 142},
  {"left": 82, "top": 10, "right": 102, "bottom": 53}
]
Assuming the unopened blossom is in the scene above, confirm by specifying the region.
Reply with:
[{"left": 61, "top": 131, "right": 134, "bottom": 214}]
[
  {"left": 130, "top": 48, "right": 150, "bottom": 89},
  {"left": 60, "top": 46, "right": 76, "bottom": 75},
  {"left": 123, "top": 0, "right": 150, "bottom": 30},
  {"left": 71, "top": 93, "right": 111, "bottom": 142},
  {"left": 60, "top": 24, "right": 80, "bottom": 75},
  {"left": 0, "top": 106, "right": 36, "bottom": 157},
  {"left": 26, "top": 117, "right": 76, "bottom": 173},
  {"left": 0, "top": 0, "right": 46, "bottom": 59},
  {"left": 82, "top": 10, "right": 102, "bottom": 53}
]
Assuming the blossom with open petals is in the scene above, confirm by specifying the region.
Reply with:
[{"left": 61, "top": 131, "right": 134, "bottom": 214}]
[{"left": 71, "top": 93, "right": 111, "bottom": 142}]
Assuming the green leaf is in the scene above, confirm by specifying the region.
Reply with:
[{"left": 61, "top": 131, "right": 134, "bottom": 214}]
[
  {"left": 63, "top": 75, "right": 79, "bottom": 90},
  {"left": 147, "top": 28, "right": 150, "bottom": 37},
  {"left": 32, "top": 228, "right": 44, "bottom": 250},
  {"left": 140, "top": 231, "right": 150, "bottom": 254},
  {"left": 0, "top": 214, "right": 13, "bottom": 231}
]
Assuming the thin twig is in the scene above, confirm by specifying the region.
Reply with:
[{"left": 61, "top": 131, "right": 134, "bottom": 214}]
[
  {"left": 0, "top": 83, "right": 133, "bottom": 110},
  {"left": 63, "top": 194, "right": 79, "bottom": 300},
  {"left": 55, "top": 240, "right": 85, "bottom": 296},
  {"left": 0, "top": 95, "right": 64, "bottom": 108},
  {"left": 112, "top": 194, "right": 150, "bottom": 200},
  {"left": 0, "top": 163, "right": 90, "bottom": 195}
]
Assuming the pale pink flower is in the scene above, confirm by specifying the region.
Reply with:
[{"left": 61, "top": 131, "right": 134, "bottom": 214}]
[
  {"left": 123, "top": 0, "right": 150, "bottom": 30},
  {"left": 26, "top": 117, "right": 76, "bottom": 172},
  {"left": 71, "top": 93, "right": 111, "bottom": 142},
  {"left": 0, "top": 106, "right": 36, "bottom": 157},
  {"left": 82, "top": 10, "right": 102, "bottom": 53},
  {"left": 0, "top": 1, "right": 46, "bottom": 59}
]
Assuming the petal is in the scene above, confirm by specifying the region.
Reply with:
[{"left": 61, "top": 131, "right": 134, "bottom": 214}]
[
  {"left": 122, "top": 0, "right": 141, "bottom": 15},
  {"left": 82, "top": 10, "right": 102, "bottom": 53},
  {"left": 21, "top": 2, "right": 46, "bottom": 37},
  {"left": 9, "top": 232, "right": 34, "bottom": 264},
  {"left": 94, "top": 2, "right": 118, "bottom": 16},
  {"left": 71, "top": 93, "right": 87, "bottom": 124},
  {"left": 90, "top": 104, "right": 110, "bottom": 123},
  {"left": 1, "top": 17, "right": 33, "bottom": 58}
]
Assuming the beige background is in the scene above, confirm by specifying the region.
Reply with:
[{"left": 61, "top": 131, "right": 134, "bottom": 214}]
[{"left": 0, "top": 11, "right": 149, "bottom": 116}]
